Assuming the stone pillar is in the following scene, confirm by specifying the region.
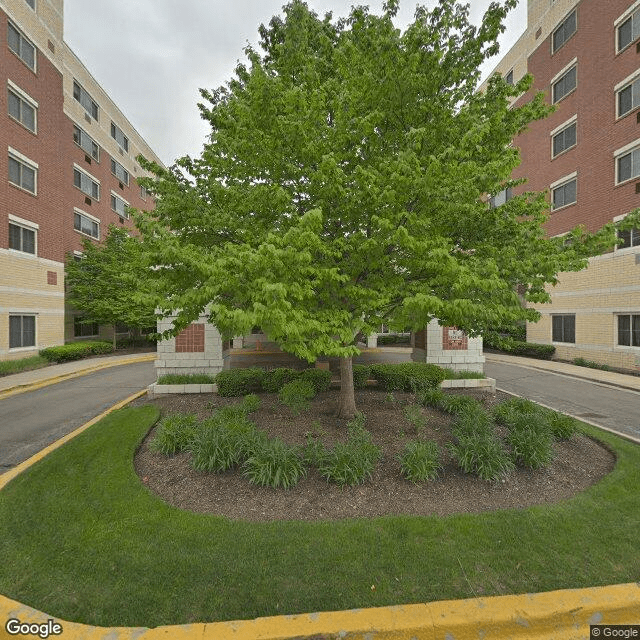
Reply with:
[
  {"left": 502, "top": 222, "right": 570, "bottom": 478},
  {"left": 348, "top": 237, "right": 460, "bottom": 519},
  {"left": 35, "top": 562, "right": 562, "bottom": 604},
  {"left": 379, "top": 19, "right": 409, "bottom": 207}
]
[
  {"left": 367, "top": 334, "right": 378, "bottom": 348},
  {"left": 155, "top": 314, "right": 224, "bottom": 379},
  {"left": 232, "top": 336, "right": 243, "bottom": 349}
]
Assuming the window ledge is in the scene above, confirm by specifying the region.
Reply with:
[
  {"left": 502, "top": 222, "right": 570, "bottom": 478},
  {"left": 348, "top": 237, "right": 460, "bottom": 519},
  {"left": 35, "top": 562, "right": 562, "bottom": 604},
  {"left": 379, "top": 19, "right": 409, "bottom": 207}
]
[
  {"left": 73, "top": 229, "right": 100, "bottom": 241},
  {"left": 551, "top": 144, "right": 577, "bottom": 160},
  {"left": 8, "top": 182, "right": 37, "bottom": 197},
  {"left": 551, "top": 201, "right": 577, "bottom": 213}
]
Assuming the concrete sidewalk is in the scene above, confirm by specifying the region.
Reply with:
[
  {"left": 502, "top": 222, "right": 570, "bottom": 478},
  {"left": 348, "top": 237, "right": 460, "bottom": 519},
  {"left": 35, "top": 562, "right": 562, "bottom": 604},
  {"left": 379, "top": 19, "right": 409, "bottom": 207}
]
[
  {"left": 0, "top": 352, "right": 156, "bottom": 399},
  {"left": 485, "top": 352, "right": 640, "bottom": 393}
]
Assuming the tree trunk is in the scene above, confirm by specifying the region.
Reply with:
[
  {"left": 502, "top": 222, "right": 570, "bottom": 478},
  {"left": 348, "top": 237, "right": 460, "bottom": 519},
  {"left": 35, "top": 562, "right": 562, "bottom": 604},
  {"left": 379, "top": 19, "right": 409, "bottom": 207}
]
[
  {"left": 336, "top": 355, "right": 358, "bottom": 420},
  {"left": 112, "top": 324, "right": 117, "bottom": 350}
]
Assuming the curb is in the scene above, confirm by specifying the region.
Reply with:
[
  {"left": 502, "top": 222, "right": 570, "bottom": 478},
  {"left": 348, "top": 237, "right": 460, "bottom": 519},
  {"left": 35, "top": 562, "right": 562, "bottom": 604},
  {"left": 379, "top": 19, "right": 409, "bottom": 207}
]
[
  {"left": 0, "top": 354, "right": 156, "bottom": 401},
  {"left": 2, "top": 583, "right": 639, "bottom": 639}
]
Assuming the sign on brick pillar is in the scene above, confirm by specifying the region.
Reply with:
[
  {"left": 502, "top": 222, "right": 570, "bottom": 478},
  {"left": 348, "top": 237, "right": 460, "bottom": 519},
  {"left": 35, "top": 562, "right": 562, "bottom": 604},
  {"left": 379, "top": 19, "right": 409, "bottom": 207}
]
[
  {"left": 442, "top": 327, "right": 468, "bottom": 350},
  {"left": 175, "top": 323, "right": 205, "bottom": 352}
]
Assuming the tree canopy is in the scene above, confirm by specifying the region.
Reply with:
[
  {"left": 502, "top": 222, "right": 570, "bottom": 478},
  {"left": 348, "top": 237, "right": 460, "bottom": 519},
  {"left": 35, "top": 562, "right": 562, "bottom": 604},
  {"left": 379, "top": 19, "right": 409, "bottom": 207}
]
[{"left": 135, "top": 0, "right": 638, "bottom": 416}]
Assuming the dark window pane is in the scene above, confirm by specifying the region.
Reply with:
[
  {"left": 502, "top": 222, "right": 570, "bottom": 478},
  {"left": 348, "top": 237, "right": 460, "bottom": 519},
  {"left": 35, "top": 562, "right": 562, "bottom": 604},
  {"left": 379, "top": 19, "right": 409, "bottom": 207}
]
[
  {"left": 22, "top": 40, "right": 34, "bottom": 69},
  {"left": 22, "top": 102, "right": 35, "bottom": 130},
  {"left": 22, "top": 316, "right": 35, "bottom": 346},
  {"left": 8, "top": 91, "right": 21, "bottom": 120},
  {"left": 564, "top": 179, "right": 576, "bottom": 205},
  {"left": 74, "top": 169, "right": 81, "bottom": 188},
  {"left": 22, "top": 227, "right": 35, "bottom": 253},
  {"left": 552, "top": 316, "right": 563, "bottom": 342},
  {"left": 618, "top": 229, "right": 631, "bottom": 249},
  {"left": 9, "top": 316, "right": 22, "bottom": 348},
  {"left": 22, "top": 165, "right": 35, "bottom": 192},
  {"left": 619, "top": 17, "right": 633, "bottom": 50},
  {"left": 8, "top": 23, "right": 20, "bottom": 55},
  {"left": 618, "top": 315, "right": 631, "bottom": 346},
  {"left": 8, "top": 157, "right": 21, "bottom": 186},
  {"left": 563, "top": 315, "right": 575, "bottom": 343},
  {"left": 565, "top": 123, "right": 576, "bottom": 148},
  {"left": 619, "top": 85, "right": 633, "bottom": 116},
  {"left": 618, "top": 154, "right": 632, "bottom": 182},
  {"left": 9, "top": 224, "right": 21, "bottom": 250},
  {"left": 632, "top": 315, "right": 640, "bottom": 347}
]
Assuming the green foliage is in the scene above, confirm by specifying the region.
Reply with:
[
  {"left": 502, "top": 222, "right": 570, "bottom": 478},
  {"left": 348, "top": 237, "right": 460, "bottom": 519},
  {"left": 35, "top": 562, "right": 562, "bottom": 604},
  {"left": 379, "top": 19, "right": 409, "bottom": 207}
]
[
  {"left": 507, "top": 427, "right": 554, "bottom": 469},
  {"left": 402, "top": 403, "right": 428, "bottom": 433},
  {"left": 156, "top": 374, "right": 216, "bottom": 384},
  {"left": 278, "top": 378, "right": 316, "bottom": 414},
  {"left": 573, "top": 357, "right": 612, "bottom": 371},
  {"left": 448, "top": 432, "right": 515, "bottom": 482},
  {"left": 240, "top": 393, "right": 261, "bottom": 414},
  {"left": 441, "top": 369, "right": 486, "bottom": 380},
  {"left": 416, "top": 387, "right": 447, "bottom": 409},
  {"left": 149, "top": 413, "right": 198, "bottom": 455},
  {"left": 546, "top": 411, "right": 579, "bottom": 440},
  {"left": 319, "top": 413, "right": 381, "bottom": 486},
  {"left": 492, "top": 397, "right": 539, "bottom": 425},
  {"left": 298, "top": 367, "right": 332, "bottom": 393},
  {"left": 369, "top": 363, "right": 447, "bottom": 392},
  {"left": 0, "top": 354, "right": 48, "bottom": 376},
  {"left": 377, "top": 334, "right": 410, "bottom": 345},
  {"left": 451, "top": 405, "right": 495, "bottom": 439},
  {"left": 261, "top": 368, "right": 300, "bottom": 393},
  {"left": 399, "top": 440, "right": 442, "bottom": 483},
  {"left": 243, "top": 437, "right": 307, "bottom": 489},
  {"left": 440, "top": 394, "right": 483, "bottom": 415},
  {"left": 40, "top": 341, "right": 113, "bottom": 363},
  {"left": 484, "top": 336, "right": 555, "bottom": 360},
  {"left": 352, "top": 365, "right": 371, "bottom": 389},
  {"left": 303, "top": 431, "right": 327, "bottom": 466},
  {"left": 214, "top": 368, "right": 265, "bottom": 396}
]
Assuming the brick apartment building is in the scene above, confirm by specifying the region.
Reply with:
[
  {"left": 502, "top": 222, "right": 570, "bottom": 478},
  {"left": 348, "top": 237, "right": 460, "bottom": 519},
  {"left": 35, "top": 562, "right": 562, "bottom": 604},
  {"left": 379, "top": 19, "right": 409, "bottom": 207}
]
[
  {"left": 1, "top": 0, "right": 163, "bottom": 360},
  {"left": 484, "top": 0, "right": 640, "bottom": 371}
]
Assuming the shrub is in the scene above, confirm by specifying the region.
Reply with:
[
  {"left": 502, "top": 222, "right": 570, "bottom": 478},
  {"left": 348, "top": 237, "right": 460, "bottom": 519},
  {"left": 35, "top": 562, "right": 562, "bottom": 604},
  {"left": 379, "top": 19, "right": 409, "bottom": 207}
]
[
  {"left": 492, "top": 397, "right": 540, "bottom": 425},
  {"left": 441, "top": 369, "right": 486, "bottom": 380},
  {"left": 214, "top": 368, "right": 265, "bottom": 396},
  {"left": 157, "top": 373, "right": 216, "bottom": 384},
  {"left": 399, "top": 440, "right": 442, "bottom": 482},
  {"left": 278, "top": 378, "right": 316, "bottom": 415},
  {"left": 508, "top": 427, "right": 554, "bottom": 469},
  {"left": 485, "top": 336, "right": 555, "bottom": 360},
  {"left": 451, "top": 405, "right": 495, "bottom": 439},
  {"left": 149, "top": 413, "right": 198, "bottom": 455},
  {"left": 416, "top": 387, "right": 446, "bottom": 409},
  {"left": 243, "top": 437, "right": 307, "bottom": 489},
  {"left": 377, "top": 334, "right": 410, "bottom": 345},
  {"left": 546, "top": 411, "right": 579, "bottom": 440},
  {"left": 440, "top": 394, "right": 483, "bottom": 415},
  {"left": 40, "top": 341, "right": 113, "bottom": 363},
  {"left": 448, "top": 432, "right": 515, "bottom": 482},
  {"left": 261, "top": 368, "right": 300, "bottom": 393},
  {"left": 352, "top": 364, "right": 371, "bottom": 389},
  {"left": 573, "top": 357, "right": 612, "bottom": 371},
  {"left": 319, "top": 413, "right": 381, "bottom": 486},
  {"left": 369, "top": 362, "right": 447, "bottom": 392},
  {"left": 402, "top": 403, "right": 428, "bottom": 433},
  {"left": 299, "top": 367, "right": 332, "bottom": 393}
]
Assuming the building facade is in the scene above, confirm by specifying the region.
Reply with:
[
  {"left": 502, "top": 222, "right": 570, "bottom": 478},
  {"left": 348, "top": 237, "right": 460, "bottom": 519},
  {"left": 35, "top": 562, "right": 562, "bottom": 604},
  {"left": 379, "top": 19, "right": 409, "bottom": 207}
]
[
  {"left": 1, "top": 0, "right": 163, "bottom": 360},
  {"left": 485, "top": 0, "right": 640, "bottom": 371}
]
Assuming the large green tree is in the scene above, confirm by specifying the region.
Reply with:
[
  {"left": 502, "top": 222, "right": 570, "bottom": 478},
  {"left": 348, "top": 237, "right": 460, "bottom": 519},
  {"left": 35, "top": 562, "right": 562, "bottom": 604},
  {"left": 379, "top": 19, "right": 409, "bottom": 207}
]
[
  {"left": 136, "top": 0, "right": 637, "bottom": 417},
  {"left": 65, "top": 225, "right": 156, "bottom": 348}
]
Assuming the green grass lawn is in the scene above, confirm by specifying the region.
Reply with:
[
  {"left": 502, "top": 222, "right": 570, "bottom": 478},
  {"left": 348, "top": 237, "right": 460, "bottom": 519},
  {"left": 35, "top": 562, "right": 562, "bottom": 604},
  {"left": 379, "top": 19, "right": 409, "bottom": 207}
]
[
  {"left": 0, "top": 354, "right": 49, "bottom": 377},
  {"left": 1, "top": 405, "right": 639, "bottom": 628}
]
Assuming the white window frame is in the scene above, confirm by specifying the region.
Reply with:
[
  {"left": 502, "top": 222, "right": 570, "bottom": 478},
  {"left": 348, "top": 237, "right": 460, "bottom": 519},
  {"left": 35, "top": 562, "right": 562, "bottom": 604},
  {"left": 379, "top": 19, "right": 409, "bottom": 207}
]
[
  {"left": 550, "top": 114, "right": 577, "bottom": 159},
  {"left": 7, "top": 80, "right": 37, "bottom": 133},
  {"left": 550, "top": 58, "right": 577, "bottom": 104},
  {"left": 550, "top": 171, "right": 577, "bottom": 211},
  {"left": 7, "top": 20, "right": 36, "bottom": 72},
  {"left": 8, "top": 147, "right": 38, "bottom": 195},
  {"left": 552, "top": 9, "right": 577, "bottom": 54},
  {"left": 614, "top": 138, "right": 640, "bottom": 184},
  {"left": 110, "top": 191, "right": 130, "bottom": 218},
  {"left": 25, "top": 0, "right": 36, "bottom": 10},
  {"left": 73, "top": 207, "right": 100, "bottom": 240},
  {"left": 613, "top": 212, "right": 640, "bottom": 253},
  {"left": 110, "top": 158, "right": 130, "bottom": 186},
  {"left": 615, "top": 1, "right": 640, "bottom": 53},
  {"left": 9, "top": 314, "right": 36, "bottom": 349},
  {"left": 73, "top": 80, "right": 99, "bottom": 121},
  {"left": 8, "top": 214, "right": 38, "bottom": 256},
  {"left": 110, "top": 122, "right": 129, "bottom": 153},
  {"left": 73, "top": 122, "right": 99, "bottom": 161},
  {"left": 73, "top": 163, "right": 100, "bottom": 200},
  {"left": 615, "top": 68, "right": 640, "bottom": 119}
]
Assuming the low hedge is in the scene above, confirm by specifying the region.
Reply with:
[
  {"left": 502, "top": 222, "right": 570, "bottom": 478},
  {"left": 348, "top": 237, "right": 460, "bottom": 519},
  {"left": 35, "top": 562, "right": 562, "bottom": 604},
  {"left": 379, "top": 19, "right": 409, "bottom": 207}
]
[
  {"left": 216, "top": 366, "right": 332, "bottom": 397},
  {"left": 352, "top": 365, "right": 371, "bottom": 389},
  {"left": 39, "top": 341, "right": 113, "bottom": 363},
  {"left": 215, "top": 368, "right": 265, "bottom": 397},
  {"left": 368, "top": 362, "right": 447, "bottom": 391},
  {"left": 484, "top": 337, "right": 555, "bottom": 360}
]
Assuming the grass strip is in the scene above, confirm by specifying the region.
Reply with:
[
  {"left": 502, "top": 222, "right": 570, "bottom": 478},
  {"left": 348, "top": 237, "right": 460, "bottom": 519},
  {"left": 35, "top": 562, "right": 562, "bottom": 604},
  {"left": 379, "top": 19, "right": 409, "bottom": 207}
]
[
  {"left": 0, "top": 405, "right": 638, "bottom": 628},
  {"left": 0, "top": 354, "right": 49, "bottom": 377}
]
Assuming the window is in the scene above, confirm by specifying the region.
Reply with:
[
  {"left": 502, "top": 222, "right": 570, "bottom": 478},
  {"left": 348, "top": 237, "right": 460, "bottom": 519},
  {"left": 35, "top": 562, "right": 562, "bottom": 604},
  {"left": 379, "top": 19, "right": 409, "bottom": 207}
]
[
  {"left": 618, "top": 7, "right": 640, "bottom": 52},
  {"left": 73, "top": 209, "right": 99, "bottom": 239},
  {"left": 111, "top": 192, "right": 129, "bottom": 218},
  {"left": 616, "top": 145, "right": 640, "bottom": 183},
  {"left": 140, "top": 185, "right": 148, "bottom": 200},
  {"left": 617, "top": 227, "right": 640, "bottom": 249},
  {"left": 8, "top": 84, "right": 36, "bottom": 132},
  {"left": 552, "top": 177, "right": 576, "bottom": 209},
  {"left": 8, "top": 150, "right": 37, "bottom": 194},
  {"left": 73, "top": 124, "right": 99, "bottom": 161},
  {"left": 73, "top": 166, "right": 100, "bottom": 200},
  {"left": 25, "top": 0, "right": 36, "bottom": 9},
  {"left": 618, "top": 314, "right": 640, "bottom": 347},
  {"left": 552, "top": 65, "right": 576, "bottom": 103},
  {"left": 74, "top": 317, "right": 99, "bottom": 338},
  {"left": 505, "top": 69, "right": 514, "bottom": 85},
  {"left": 110, "top": 122, "right": 129, "bottom": 152},
  {"left": 489, "top": 187, "right": 513, "bottom": 208},
  {"left": 110, "top": 158, "right": 129, "bottom": 185},
  {"left": 552, "top": 122, "right": 576, "bottom": 157},
  {"left": 73, "top": 81, "right": 98, "bottom": 120},
  {"left": 552, "top": 314, "right": 575, "bottom": 343},
  {"left": 8, "top": 21, "right": 35, "bottom": 71},
  {"left": 10, "top": 315, "right": 36, "bottom": 348},
  {"left": 552, "top": 10, "right": 576, "bottom": 53},
  {"left": 9, "top": 221, "right": 36, "bottom": 254},
  {"left": 617, "top": 75, "right": 640, "bottom": 118}
]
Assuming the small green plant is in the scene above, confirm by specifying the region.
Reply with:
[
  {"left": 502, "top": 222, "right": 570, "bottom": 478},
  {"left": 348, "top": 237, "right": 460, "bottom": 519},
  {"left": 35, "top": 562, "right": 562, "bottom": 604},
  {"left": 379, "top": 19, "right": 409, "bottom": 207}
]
[
  {"left": 399, "top": 440, "right": 442, "bottom": 483},
  {"left": 157, "top": 373, "right": 216, "bottom": 384},
  {"left": 492, "top": 397, "right": 540, "bottom": 425},
  {"left": 546, "top": 411, "right": 579, "bottom": 440},
  {"left": 573, "top": 357, "right": 612, "bottom": 371},
  {"left": 240, "top": 393, "right": 261, "bottom": 414},
  {"left": 261, "top": 368, "right": 300, "bottom": 393},
  {"left": 303, "top": 432, "right": 327, "bottom": 466},
  {"left": 384, "top": 391, "right": 397, "bottom": 406},
  {"left": 402, "top": 403, "right": 428, "bottom": 433},
  {"left": 149, "top": 413, "right": 199, "bottom": 455},
  {"left": 214, "top": 368, "right": 265, "bottom": 396},
  {"left": 417, "top": 388, "right": 446, "bottom": 409},
  {"left": 448, "top": 432, "right": 515, "bottom": 482},
  {"left": 243, "top": 437, "right": 307, "bottom": 489},
  {"left": 508, "top": 427, "right": 554, "bottom": 469},
  {"left": 451, "top": 405, "right": 494, "bottom": 439},
  {"left": 298, "top": 367, "right": 332, "bottom": 393},
  {"left": 440, "top": 394, "right": 482, "bottom": 415},
  {"left": 278, "top": 378, "right": 316, "bottom": 414}
]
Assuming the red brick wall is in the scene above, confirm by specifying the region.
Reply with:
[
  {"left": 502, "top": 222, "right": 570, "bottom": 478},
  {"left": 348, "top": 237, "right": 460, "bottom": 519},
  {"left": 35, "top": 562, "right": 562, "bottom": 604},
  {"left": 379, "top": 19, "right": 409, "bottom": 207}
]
[
  {"left": 513, "top": 0, "right": 640, "bottom": 236},
  {"left": 175, "top": 324, "right": 205, "bottom": 353}
]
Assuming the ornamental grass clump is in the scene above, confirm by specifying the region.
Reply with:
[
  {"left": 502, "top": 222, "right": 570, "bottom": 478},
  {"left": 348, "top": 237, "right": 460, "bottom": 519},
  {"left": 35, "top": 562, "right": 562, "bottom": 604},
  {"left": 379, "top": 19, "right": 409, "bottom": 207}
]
[
  {"left": 402, "top": 403, "right": 428, "bottom": 434},
  {"left": 492, "top": 398, "right": 539, "bottom": 425},
  {"left": 448, "top": 432, "right": 515, "bottom": 482},
  {"left": 149, "top": 413, "right": 198, "bottom": 455},
  {"left": 451, "top": 405, "right": 494, "bottom": 439},
  {"left": 278, "top": 378, "right": 316, "bottom": 415},
  {"left": 399, "top": 440, "right": 442, "bottom": 483},
  {"left": 243, "top": 437, "right": 307, "bottom": 489},
  {"left": 440, "top": 394, "right": 483, "bottom": 415},
  {"left": 240, "top": 393, "right": 261, "bottom": 414},
  {"left": 546, "top": 411, "right": 579, "bottom": 440},
  {"left": 507, "top": 426, "right": 554, "bottom": 469},
  {"left": 319, "top": 413, "right": 382, "bottom": 486},
  {"left": 416, "top": 387, "right": 446, "bottom": 410}
]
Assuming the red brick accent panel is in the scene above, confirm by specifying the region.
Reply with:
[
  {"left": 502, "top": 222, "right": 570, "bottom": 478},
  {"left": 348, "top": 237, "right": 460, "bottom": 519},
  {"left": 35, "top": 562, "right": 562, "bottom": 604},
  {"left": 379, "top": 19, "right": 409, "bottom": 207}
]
[
  {"left": 442, "top": 327, "right": 468, "bottom": 350},
  {"left": 175, "top": 323, "right": 205, "bottom": 353},
  {"left": 47, "top": 271, "right": 57, "bottom": 285},
  {"left": 414, "top": 329, "right": 426, "bottom": 350}
]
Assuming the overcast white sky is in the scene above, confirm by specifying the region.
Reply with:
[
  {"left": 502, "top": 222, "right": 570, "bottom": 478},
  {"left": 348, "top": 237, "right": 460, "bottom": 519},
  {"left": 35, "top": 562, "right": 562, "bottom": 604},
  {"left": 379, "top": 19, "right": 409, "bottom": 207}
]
[{"left": 64, "top": 0, "right": 527, "bottom": 166}]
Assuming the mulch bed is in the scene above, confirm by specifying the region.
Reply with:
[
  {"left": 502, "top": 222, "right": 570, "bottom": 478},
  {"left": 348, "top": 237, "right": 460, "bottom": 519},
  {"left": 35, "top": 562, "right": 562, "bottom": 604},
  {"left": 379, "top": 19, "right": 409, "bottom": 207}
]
[{"left": 132, "top": 389, "right": 615, "bottom": 522}]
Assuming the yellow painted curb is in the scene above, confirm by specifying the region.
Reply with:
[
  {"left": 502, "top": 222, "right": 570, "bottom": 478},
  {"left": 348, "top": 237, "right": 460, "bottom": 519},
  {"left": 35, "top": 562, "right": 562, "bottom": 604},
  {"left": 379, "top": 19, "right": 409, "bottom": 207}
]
[
  {"left": 0, "top": 354, "right": 156, "bottom": 400},
  {"left": 1, "top": 583, "right": 639, "bottom": 639}
]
